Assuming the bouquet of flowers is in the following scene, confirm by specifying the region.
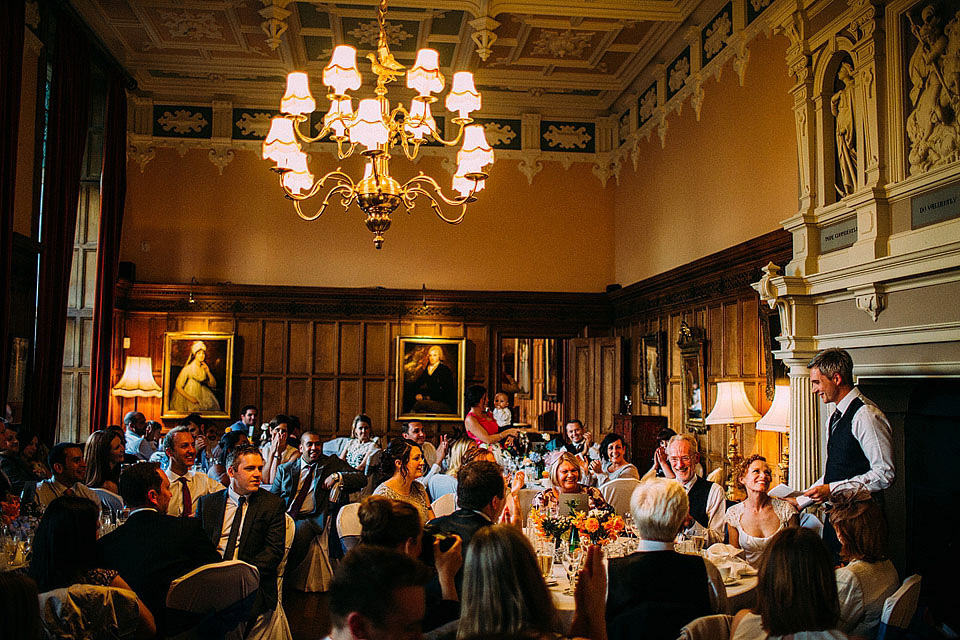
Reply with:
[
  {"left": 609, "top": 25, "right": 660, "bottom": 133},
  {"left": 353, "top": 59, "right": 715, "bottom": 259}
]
[
  {"left": 529, "top": 507, "right": 574, "bottom": 542},
  {"left": 1, "top": 496, "right": 21, "bottom": 526},
  {"left": 572, "top": 507, "right": 625, "bottom": 546}
]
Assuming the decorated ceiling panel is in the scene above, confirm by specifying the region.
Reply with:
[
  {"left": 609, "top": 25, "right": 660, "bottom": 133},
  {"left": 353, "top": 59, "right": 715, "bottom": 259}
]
[{"left": 70, "top": 0, "right": 698, "bottom": 117}]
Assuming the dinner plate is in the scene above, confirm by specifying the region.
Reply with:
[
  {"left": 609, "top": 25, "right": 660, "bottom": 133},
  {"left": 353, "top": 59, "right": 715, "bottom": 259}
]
[
  {"left": 723, "top": 578, "right": 740, "bottom": 587},
  {"left": 544, "top": 579, "right": 559, "bottom": 587}
]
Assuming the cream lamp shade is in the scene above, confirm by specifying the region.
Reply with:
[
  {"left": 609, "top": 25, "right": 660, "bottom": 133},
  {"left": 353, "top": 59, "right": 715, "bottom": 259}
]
[
  {"left": 112, "top": 356, "right": 162, "bottom": 398},
  {"left": 705, "top": 381, "right": 762, "bottom": 424},
  {"left": 756, "top": 385, "right": 790, "bottom": 433}
]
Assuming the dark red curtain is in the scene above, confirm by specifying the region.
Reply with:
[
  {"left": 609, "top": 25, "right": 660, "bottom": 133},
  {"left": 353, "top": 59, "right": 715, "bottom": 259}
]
[
  {"left": 30, "top": 14, "right": 91, "bottom": 443},
  {"left": 89, "top": 74, "right": 127, "bottom": 433},
  {"left": 0, "top": 0, "right": 25, "bottom": 411}
]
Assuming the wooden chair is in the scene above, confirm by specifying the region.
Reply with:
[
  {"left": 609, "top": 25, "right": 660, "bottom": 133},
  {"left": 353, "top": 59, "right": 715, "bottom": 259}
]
[
  {"left": 679, "top": 614, "right": 733, "bottom": 640},
  {"left": 431, "top": 493, "right": 456, "bottom": 517},
  {"left": 165, "top": 560, "right": 260, "bottom": 640}
]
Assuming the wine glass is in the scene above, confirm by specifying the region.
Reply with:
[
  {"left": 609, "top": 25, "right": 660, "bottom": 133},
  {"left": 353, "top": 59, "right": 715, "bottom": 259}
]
[{"left": 561, "top": 546, "right": 583, "bottom": 594}]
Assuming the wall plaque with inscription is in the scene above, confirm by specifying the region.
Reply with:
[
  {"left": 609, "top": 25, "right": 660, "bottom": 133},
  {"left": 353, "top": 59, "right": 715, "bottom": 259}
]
[
  {"left": 820, "top": 217, "right": 858, "bottom": 253},
  {"left": 912, "top": 182, "right": 960, "bottom": 229}
]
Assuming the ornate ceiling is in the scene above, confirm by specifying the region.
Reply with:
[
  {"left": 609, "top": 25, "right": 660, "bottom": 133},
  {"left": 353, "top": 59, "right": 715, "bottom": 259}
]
[{"left": 70, "top": 0, "right": 702, "bottom": 117}]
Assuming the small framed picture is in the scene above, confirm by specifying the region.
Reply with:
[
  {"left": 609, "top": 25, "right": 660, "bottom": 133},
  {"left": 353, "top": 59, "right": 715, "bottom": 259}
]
[
  {"left": 640, "top": 333, "right": 664, "bottom": 406},
  {"left": 543, "top": 338, "right": 563, "bottom": 402},
  {"left": 396, "top": 336, "right": 466, "bottom": 421},
  {"left": 162, "top": 332, "right": 234, "bottom": 419}
]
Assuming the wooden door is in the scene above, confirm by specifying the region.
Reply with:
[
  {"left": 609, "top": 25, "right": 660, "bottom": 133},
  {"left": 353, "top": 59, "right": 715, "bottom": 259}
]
[{"left": 564, "top": 337, "right": 623, "bottom": 437}]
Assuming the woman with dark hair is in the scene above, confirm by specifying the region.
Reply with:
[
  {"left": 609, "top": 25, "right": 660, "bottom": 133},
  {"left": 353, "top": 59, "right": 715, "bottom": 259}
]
[
  {"left": 731, "top": 527, "right": 845, "bottom": 639},
  {"left": 458, "top": 524, "right": 607, "bottom": 640},
  {"left": 339, "top": 414, "right": 380, "bottom": 473},
  {"left": 259, "top": 414, "right": 299, "bottom": 486},
  {"left": 207, "top": 430, "right": 249, "bottom": 487},
  {"left": 84, "top": 430, "right": 124, "bottom": 494},
  {"left": 16, "top": 428, "right": 50, "bottom": 479},
  {"left": 589, "top": 432, "right": 640, "bottom": 484},
  {"left": 373, "top": 438, "right": 434, "bottom": 521},
  {"left": 831, "top": 486, "right": 899, "bottom": 638},
  {"left": 0, "top": 571, "right": 42, "bottom": 640},
  {"left": 28, "top": 496, "right": 155, "bottom": 636},
  {"left": 463, "top": 385, "right": 519, "bottom": 446},
  {"left": 725, "top": 454, "right": 798, "bottom": 567}
]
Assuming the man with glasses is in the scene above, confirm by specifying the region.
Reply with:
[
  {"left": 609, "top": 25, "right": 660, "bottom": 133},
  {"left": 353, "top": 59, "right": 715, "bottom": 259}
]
[{"left": 667, "top": 434, "right": 725, "bottom": 544}]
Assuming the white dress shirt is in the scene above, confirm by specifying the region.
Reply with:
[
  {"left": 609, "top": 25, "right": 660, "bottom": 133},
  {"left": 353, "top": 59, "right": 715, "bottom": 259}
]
[
  {"left": 34, "top": 478, "right": 101, "bottom": 509},
  {"left": 124, "top": 430, "right": 141, "bottom": 456},
  {"left": 680, "top": 476, "right": 726, "bottom": 545},
  {"left": 218, "top": 487, "right": 250, "bottom": 558},
  {"left": 165, "top": 468, "right": 224, "bottom": 517},
  {"left": 812, "top": 387, "right": 895, "bottom": 494}
]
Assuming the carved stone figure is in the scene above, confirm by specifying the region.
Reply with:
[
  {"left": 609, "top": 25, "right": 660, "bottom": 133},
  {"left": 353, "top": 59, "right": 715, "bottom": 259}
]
[
  {"left": 906, "top": 5, "right": 960, "bottom": 174},
  {"left": 832, "top": 62, "right": 857, "bottom": 197}
]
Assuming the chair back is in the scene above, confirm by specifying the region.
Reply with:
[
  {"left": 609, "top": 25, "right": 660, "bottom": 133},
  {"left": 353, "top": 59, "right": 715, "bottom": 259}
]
[
  {"left": 166, "top": 560, "right": 260, "bottom": 612},
  {"left": 39, "top": 584, "right": 143, "bottom": 639},
  {"left": 431, "top": 493, "right": 457, "bottom": 517},
  {"left": 679, "top": 614, "right": 733, "bottom": 640},
  {"left": 91, "top": 487, "right": 124, "bottom": 515},
  {"left": 877, "top": 574, "right": 922, "bottom": 639},
  {"left": 322, "top": 437, "right": 350, "bottom": 457},
  {"left": 245, "top": 517, "right": 296, "bottom": 640},
  {"left": 428, "top": 473, "right": 457, "bottom": 502},
  {"left": 705, "top": 467, "right": 725, "bottom": 484},
  {"left": 600, "top": 478, "right": 641, "bottom": 515},
  {"left": 337, "top": 502, "right": 362, "bottom": 552},
  {"left": 798, "top": 512, "right": 823, "bottom": 537}
]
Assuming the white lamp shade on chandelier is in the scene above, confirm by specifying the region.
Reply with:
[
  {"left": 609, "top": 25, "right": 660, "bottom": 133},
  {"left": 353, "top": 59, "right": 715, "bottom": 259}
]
[
  {"left": 322, "top": 45, "right": 362, "bottom": 95},
  {"left": 262, "top": 118, "right": 300, "bottom": 168},
  {"left": 445, "top": 72, "right": 481, "bottom": 118},
  {"left": 705, "top": 381, "right": 762, "bottom": 425},
  {"left": 280, "top": 72, "right": 316, "bottom": 116},
  {"left": 404, "top": 99, "right": 436, "bottom": 140},
  {"left": 112, "top": 356, "right": 162, "bottom": 398},
  {"left": 756, "top": 385, "right": 791, "bottom": 433},
  {"left": 407, "top": 48, "right": 444, "bottom": 96},
  {"left": 457, "top": 125, "right": 494, "bottom": 174},
  {"left": 350, "top": 99, "right": 390, "bottom": 149}
]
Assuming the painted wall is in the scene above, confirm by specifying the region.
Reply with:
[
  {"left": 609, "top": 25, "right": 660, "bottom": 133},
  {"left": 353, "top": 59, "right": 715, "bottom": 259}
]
[
  {"left": 613, "top": 34, "right": 798, "bottom": 286},
  {"left": 121, "top": 149, "right": 617, "bottom": 292}
]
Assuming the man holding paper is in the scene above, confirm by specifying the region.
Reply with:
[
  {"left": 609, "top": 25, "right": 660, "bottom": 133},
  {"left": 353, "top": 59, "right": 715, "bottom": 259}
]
[{"left": 803, "top": 348, "right": 894, "bottom": 555}]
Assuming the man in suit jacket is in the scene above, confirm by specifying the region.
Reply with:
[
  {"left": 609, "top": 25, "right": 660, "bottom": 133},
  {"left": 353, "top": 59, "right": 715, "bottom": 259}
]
[
  {"left": 271, "top": 431, "right": 365, "bottom": 574},
  {"left": 97, "top": 462, "right": 221, "bottom": 634},
  {"left": 197, "top": 444, "right": 286, "bottom": 615},
  {"left": 427, "top": 460, "right": 505, "bottom": 549}
]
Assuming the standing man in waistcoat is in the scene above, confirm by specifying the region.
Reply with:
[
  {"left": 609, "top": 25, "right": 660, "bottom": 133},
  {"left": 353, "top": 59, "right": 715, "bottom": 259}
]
[
  {"left": 667, "top": 434, "right": 725, "bottom": 544},
  {"left": 803, "top": 348, "right": 894, "bottom": 557}
]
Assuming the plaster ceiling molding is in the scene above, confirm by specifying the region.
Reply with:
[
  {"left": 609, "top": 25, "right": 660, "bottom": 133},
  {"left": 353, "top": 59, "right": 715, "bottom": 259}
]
[
  {"left": 850, "top": 284, "right": 886, "bottom": 322},
  {"left": 591, "top": 151, "right": 622, "bottom": 187},
  {"left": 469, "top": 15, "right": 501, "bottom": 61},
  {"left": 208, "top": 142, "right": 236, "bottom": 175},
  {"left": 258, "top": 0, "right": 294, "bottom": 51},
  {"left": 517, "top": 151, "right": 544, "bottom": 184},
  {"left": 542, "top": 123, "right": 593, "bottom": 150},
  {"left": 157, "top": 108, "right": 209, "bottom": 135},
  {"left": 126, "top": 134, "right": 156, "bottom": 173},
  {"left": 234, "top": 110, "right": 275, "bottom": 138},
  {"left": 482, "top": 121, "right": 518, "bottom": 146}
]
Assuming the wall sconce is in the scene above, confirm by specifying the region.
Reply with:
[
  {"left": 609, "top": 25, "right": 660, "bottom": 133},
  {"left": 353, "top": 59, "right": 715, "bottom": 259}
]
[{"left": 705, "top": 381, "right": 761, "bottom": 500}]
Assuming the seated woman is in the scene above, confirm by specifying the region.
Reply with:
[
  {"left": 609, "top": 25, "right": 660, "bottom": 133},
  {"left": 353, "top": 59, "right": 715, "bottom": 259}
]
[
  {"left": 373, "top": 438, "right": 434, "bottom": 522},
  {"left": 606, "top": 478, "right": 726, "bottom": 640},
  {"left": 339, "top": 414, "right": 380, "bottom": 473},
  {"left": 724, "top": 455, "right": 798, "bottom": 566},
  {"left": 17, "top": 428, "right": 51, "bottom": 480},
  {"left": 731, "top": 527, "right": 845, "bottom": 639},
  {"left": 641, "top": 427, "right": 677, "bottom": 481},
  {"left": 28, "top": 496, "right": 155, "bottom": 638},
  {"left": 463, "top": 385, "right": 520, "bottom": 447},
  {"left": 532, "top": 451, "right": 608, "bottom": 513},
  {"left": 428, "top": 438, "right": 475, "bottom": 501},
  {"left": 358, "top": 494, "right": 462, "bottom": 626},
  {"left": 831, "top": 486, "right": 899, "bottom": 639},
  {"left": 259, "top": 415, "right": 299, "bottom": 486},
  {"left": 207, "top": 430, "right": 249, "bottom": 487},
  {"left": 589, "top": 433, "right": 640, "bottom": 485},
  {"left": 84, "top": 430, "right": 125, "bottom": 495},
  {"left": 458, "top": 523, "right": 607, "bottom": 640}
]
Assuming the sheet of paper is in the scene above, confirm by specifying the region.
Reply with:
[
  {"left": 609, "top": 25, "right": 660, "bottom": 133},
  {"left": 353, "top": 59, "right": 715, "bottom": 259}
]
[{"left": 768, "top": 484, "right": 801, "bottom": 499}]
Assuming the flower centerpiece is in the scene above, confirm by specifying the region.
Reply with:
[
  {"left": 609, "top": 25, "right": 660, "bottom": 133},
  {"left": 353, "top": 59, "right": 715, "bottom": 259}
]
[
  {"left": 1, "top": 496, "right": 20, "bottom": 526},
  {"left": 572, "top": 507, "right": 625, "bottom": 546}
]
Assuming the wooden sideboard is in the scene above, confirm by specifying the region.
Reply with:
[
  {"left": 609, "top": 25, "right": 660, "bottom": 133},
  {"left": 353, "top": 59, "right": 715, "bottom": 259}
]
[{"left": 612, "top": 413, "right": 668, "bottom": 472}]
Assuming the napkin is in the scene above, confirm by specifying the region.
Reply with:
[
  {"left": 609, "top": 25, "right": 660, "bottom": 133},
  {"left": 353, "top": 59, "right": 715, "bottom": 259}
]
[{"left": 704, "top": 543, "right": 753, "bottom": 579}]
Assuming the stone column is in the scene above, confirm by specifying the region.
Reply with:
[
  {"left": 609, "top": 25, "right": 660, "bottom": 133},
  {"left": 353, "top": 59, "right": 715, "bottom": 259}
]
[{"left": 787, "top": 360, "right": 821, "bottom": 490}]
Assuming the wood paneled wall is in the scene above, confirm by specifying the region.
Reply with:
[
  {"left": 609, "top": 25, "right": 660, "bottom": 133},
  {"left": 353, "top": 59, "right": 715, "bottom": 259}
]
[
  {"left": 110, "top": 286, "right": 608, "bottom": 439},
  {"left": 610, "top": 230, "right": 793, "bottom": 479}
]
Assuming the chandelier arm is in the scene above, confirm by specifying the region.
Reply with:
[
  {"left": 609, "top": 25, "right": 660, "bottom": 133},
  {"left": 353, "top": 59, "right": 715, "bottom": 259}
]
[
  {"left": 428, "top": 119, "right": 470, "bottom": 147},
  {"left": 292, "top": 116, "right": 332, "bottom": 145},
  {"left": 336, "top": 138, "right": 358, "bottom": 160},
  {"left": 294, "top": 182, "right": 357, "bottom": 221},
  {"left": 404, "top": 185, "right": 468, "bottom": 224}
]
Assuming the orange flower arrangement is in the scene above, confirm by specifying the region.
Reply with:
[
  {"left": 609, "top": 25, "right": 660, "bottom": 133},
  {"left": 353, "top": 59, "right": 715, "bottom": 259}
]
[{"left": 572, "top": 507, "right": 624, "bottom": 545}]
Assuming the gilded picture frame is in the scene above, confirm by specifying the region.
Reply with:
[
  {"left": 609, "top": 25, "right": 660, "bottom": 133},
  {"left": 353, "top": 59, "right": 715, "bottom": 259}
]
[
  {"left": 677, "top": 321, "right": 708, "bottom": 433},
  {"left": 640, "top": 332, "right": 665, "bottom": 406},
  {"left": 543, "top": 338, "right": 563, "bottom": 402},
  {"left": 396, "top": 336, "right": 466, "bottom": 421},
  {"left": 162, "top": 332, "right": 234, "bottom": 419}
]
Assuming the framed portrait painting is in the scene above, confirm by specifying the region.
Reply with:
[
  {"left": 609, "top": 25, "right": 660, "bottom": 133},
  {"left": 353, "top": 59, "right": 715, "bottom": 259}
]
[
  {"left": 396, "top": 336, "right": 466, "bottom": 421},
  {"left": 162, "top": 332, "right": 234, "bottom": 419},
  {"left": 640, "top": 333, "right": 664, "bottom": 406},
  {"left": 677, "top": 321, "right": 708, "bottom": 433}
]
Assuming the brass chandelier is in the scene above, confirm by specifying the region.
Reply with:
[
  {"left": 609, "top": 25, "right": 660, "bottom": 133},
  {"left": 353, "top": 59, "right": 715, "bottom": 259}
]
[{"left": 262, "top": 0, "right": 494, "bottom": 249}]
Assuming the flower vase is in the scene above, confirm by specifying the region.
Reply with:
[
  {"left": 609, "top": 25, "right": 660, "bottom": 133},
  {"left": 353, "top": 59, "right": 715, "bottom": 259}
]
[{"left": 553, "top": 536, "right": 565, "bottom": 564}]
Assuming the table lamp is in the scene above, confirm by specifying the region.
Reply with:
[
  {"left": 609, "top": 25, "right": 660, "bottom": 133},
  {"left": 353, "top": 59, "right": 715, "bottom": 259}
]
[
  {"left": 705, "top": 381, "right": 762, "bottom": 500},
  {"left": 112, "top": 356, "right": 162, "bottom": 411},
  {"left": 756, "top": 384, "right": 790, "bottom": 484}
]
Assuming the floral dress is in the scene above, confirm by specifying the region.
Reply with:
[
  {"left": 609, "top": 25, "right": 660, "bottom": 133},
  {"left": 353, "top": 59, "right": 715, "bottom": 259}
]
[{"left": 531, "top": 484, "right": 608, "bottom": 512}]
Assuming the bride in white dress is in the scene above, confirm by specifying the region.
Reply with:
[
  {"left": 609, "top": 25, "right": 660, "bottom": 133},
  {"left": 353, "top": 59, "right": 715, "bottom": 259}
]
[{"left": 725, "top": 455, "right": 799, "bottom": 566}]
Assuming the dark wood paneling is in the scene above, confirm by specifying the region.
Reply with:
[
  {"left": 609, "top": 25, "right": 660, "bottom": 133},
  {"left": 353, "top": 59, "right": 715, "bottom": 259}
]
[{"left": 288, "top": 322, "right": 312, "bottom": 374}]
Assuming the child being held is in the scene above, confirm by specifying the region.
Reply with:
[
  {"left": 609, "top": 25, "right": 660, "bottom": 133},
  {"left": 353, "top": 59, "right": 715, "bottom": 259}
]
[{"left": 492, "top": 392, "right": 512, "bottom": 428}]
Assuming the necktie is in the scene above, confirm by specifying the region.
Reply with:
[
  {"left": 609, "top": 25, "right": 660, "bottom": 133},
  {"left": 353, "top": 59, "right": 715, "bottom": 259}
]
[
  {"left": 223, "top": 496, "right": 246, "bottom": 560},
  {"left": 828, "top": 409, "right": 843, "bottom": 435},
  {"left": 179, "top": 477, "right": 192, "bottom": 517},
  {"left": 287, "top": 463, "right": 316, "bottom": 517},
  {"left": 64, "top": 486, "right": 75, "bottom": 497}
]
